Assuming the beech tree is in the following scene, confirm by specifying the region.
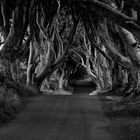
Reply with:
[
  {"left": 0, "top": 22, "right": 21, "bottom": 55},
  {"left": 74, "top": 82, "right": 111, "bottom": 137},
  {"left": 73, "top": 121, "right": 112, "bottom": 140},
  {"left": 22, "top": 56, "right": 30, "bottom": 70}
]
[{"left": 0, "top": 0, "right": 140, "bottom": 97}]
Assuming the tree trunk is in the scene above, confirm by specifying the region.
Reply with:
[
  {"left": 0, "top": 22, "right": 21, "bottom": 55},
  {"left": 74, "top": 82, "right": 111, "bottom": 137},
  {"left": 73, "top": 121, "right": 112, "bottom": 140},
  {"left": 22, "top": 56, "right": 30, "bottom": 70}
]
[
  {"left": 26, "top": 43, "right": 35, "bottom": 86},
  {"left": 58, "top": 69, "right": 65, "bottom": 90}
]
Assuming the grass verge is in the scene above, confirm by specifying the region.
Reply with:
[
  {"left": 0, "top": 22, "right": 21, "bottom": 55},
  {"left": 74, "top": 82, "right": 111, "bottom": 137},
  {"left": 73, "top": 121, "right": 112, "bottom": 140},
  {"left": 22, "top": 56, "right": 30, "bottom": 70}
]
[
  {"left": 100, "top": 96, "right": 140, "bottom": 140},
  {"left": 0, "top": 86, "right": 30, "bottom": 126}
]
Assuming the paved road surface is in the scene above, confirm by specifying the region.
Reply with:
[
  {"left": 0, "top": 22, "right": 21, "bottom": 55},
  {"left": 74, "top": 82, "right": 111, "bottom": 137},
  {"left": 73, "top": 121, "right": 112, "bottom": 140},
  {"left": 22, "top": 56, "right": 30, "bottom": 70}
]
[{"left": 0, "top": 94, "right": 114, "bottom": 140}]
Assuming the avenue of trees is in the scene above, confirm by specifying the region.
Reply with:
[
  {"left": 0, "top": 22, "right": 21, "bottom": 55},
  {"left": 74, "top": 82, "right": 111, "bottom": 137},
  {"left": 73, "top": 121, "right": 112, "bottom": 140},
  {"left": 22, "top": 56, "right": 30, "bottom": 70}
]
[{"left": 0, "top": 0, "right": 140, "bottom": 99}]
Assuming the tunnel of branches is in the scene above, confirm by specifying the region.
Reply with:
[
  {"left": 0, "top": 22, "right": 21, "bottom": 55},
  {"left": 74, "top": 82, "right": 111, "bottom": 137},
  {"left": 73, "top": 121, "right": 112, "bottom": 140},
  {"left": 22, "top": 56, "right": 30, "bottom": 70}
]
[{"left": 0, "top": 0, "right": 140, "bottom": 98}]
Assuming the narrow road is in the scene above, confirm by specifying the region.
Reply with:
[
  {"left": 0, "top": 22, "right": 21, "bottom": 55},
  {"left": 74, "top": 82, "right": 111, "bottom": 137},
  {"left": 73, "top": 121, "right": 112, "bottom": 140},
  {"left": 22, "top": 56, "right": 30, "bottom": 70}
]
[{"left": 0, "top": 94, "right": 114, "bottom": 140}]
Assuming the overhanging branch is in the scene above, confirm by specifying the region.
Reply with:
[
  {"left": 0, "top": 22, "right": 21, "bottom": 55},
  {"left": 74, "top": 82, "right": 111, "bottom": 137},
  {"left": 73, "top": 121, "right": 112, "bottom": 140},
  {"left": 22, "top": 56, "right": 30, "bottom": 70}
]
[{"left": 71, "top": 0, "right": 140, "bottom": 32}]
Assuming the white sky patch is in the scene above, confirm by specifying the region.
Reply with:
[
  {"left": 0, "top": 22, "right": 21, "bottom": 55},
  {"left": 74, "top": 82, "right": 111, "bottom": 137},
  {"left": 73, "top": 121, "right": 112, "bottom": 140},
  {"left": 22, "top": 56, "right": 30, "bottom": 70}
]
[
  {"left": 0, "top": 33, "right": 4, "bottom": 51},
  {"left": 0, "top": 44, "right": 4, "bottom": 51}
]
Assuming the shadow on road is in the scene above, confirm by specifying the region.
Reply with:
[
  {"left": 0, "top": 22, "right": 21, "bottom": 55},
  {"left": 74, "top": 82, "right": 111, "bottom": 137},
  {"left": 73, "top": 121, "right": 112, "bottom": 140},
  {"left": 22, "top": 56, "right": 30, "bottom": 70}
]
[
  {"left": 73, "top": 87, "right": 96, "bottom": 94},
  {"left": 69, "top": 78, "right": 97, "bottom": 94}
]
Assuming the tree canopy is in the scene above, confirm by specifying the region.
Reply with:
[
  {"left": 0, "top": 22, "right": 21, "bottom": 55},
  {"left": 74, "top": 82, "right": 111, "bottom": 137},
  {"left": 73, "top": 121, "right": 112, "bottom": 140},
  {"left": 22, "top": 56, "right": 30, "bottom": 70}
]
[{"left": 0, "top": 0, "right": 140, "bottom": 97}]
